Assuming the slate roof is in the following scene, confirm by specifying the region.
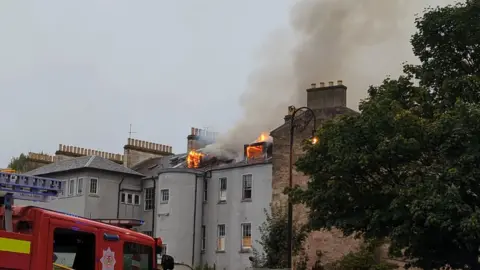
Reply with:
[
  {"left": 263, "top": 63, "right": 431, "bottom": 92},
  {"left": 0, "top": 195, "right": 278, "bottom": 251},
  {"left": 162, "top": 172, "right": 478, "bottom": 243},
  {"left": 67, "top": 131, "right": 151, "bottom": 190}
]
[{"left": 25, "top": 155, "right": 144, "bottom": 177}]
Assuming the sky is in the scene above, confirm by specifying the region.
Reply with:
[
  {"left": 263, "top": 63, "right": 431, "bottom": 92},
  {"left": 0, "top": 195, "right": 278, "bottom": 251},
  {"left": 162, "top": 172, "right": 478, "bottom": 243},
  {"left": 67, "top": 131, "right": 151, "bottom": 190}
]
[{"left": 0, "top": 0, "right": 454, "bottom": 166}]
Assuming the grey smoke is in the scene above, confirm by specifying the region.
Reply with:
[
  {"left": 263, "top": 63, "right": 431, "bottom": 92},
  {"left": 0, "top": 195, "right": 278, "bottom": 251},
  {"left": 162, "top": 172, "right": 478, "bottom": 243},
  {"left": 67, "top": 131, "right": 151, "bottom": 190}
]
[{"left": 205, "top": 0, "right": 454, "bottom": 155}]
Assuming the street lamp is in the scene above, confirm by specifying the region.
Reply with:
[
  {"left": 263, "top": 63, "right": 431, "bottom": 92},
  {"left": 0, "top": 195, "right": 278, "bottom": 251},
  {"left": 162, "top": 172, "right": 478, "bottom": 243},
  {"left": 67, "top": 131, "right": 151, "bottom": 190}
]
[{"left": 287, "top": 105, "right": 317, "bottom": 269}]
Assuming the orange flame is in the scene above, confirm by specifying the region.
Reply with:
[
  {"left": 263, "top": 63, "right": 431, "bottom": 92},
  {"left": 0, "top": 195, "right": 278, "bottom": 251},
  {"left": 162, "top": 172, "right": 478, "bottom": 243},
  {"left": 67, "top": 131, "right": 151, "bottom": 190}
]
[
  {"left": 254, "top": 132, "right": 269, "bottom": 143},
  {"left": 246, "top": 145, "right": 263, "bottom": 159},
  {"left": 187, "top": 150, "right": 204, "bottom": 168}
]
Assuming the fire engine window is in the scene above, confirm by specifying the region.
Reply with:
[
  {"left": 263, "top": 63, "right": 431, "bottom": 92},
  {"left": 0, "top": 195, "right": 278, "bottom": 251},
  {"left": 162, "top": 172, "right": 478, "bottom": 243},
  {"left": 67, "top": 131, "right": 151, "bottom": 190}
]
[
  {"left": 52, "top": 228, "right": 95, "bottom": 270},
  {"left": 123, "top": 242, "right": 153, "bottom": 270}
]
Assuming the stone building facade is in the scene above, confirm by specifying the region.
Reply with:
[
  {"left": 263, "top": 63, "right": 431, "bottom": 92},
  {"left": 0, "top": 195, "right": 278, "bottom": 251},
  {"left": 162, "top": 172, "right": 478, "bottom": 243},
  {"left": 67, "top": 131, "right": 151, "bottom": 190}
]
[{"left": 270, "top": 81, "right": 361, "bottom": 265}]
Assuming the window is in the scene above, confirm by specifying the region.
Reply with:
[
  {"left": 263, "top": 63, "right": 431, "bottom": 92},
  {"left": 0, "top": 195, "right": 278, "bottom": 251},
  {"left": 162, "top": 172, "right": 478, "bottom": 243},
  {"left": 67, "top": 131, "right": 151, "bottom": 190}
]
[
  {"left": 219, "top": 177, "right": 227, "bottom": 201},
  {"left": 203, "top": 179, "right": 208, "bottom": 202},
  {"left": 127, "top": 193, "right": 133, "bottom": 204},
  {"left": 217, "top": 224, "right": 226, "bottom": 251},
  {"left": 68, "top": 179, "right": 75, "bottom": 196},
  {"left": 52, "top": 228, "right": 95, "bottom": 269},
  {"left": 89, "top": 178, "right": 98, "bottom": 194},
  {"left": 77, "top": 178, "right": 84, "bottom": 194},
  {"left": 160, "top": 189, "right": 169, "bottom": 203},
  {"left": 201, "top": 225, "right": 206, "bottom": 251},
  {"left": 241, "top": 223, "right": 252, "bottom": 249},
  {"left": 121, "top": 192, "right": 126, "bottom": 203},
  {"left": 123, "top": 242, "right": 153, "bottom": 270},
  {"left": 134, "top": 194, "right": 140, "bottom": 205},
  {"left": 144, "top": 187, "right": 154, "bottom": 210},
  {"left": 242, "top": 174, "right": 252, "bottom": 200}
]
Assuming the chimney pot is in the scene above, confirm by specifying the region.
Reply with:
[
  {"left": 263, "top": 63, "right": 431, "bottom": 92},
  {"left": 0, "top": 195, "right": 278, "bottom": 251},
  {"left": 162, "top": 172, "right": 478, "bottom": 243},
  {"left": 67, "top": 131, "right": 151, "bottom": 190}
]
[
  {"left": 319, "top": 82, "right": 325, "bottom": 87},
  {"left": 59, "top": 144, "right": 63, "bottom": 151},
  {"left": 311, "top": 83, "right": 316, "bottom": 88},
  {"left": 337, "top": 80, "right": 343, "bottom": 85},
  {"left": 328, "top": 81, "right": 334, "bottom": 86},
  {"left": 191, "top": 127, "right": 195, "bottom": 135}
]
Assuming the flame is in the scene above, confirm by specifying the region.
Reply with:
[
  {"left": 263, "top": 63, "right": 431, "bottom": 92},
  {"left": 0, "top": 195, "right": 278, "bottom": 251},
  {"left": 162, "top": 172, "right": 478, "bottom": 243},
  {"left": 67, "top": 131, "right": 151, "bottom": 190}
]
[
  {"left": 187, "top": 150, "right": 204, "bottom": 168},
  {"left": 254, "top": 132, "right": 269, "bottom": 143},
  {"left": 246, "top": 145, "right": 263, "bottom": 160}
]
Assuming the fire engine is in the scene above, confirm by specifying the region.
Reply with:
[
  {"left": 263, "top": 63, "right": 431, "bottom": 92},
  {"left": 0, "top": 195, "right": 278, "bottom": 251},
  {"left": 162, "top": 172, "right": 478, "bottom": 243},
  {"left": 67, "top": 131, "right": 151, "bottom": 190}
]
[{"left": 0, "top": 171, "right": 175, "bottom": 270}]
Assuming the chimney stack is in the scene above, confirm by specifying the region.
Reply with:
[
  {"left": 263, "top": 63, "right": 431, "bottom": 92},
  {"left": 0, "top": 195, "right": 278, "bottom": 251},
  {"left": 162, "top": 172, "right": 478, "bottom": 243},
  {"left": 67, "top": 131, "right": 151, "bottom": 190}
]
[{"left": 306, "top": 80, "right": 347, "bottom": 110}]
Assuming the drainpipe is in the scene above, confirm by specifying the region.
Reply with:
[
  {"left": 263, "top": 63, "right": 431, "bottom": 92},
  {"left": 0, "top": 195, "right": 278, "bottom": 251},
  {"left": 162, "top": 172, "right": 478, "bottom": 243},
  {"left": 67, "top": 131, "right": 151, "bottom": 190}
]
[
  {"left": 191, "top": 173, "right": 199, "bottom": 266},
  {"left": 116, "top": 177, "right": 125, "bottom": 218},
  {"left": 152, "top": 175, "right": 157, "bottom": 236}
]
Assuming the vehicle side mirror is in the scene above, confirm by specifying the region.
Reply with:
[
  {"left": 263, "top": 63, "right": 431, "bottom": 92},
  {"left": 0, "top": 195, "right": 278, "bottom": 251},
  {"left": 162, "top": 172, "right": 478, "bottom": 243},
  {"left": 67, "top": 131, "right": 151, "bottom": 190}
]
[{"left": 161, "top": 254, "right": 175, "bottom": 270}]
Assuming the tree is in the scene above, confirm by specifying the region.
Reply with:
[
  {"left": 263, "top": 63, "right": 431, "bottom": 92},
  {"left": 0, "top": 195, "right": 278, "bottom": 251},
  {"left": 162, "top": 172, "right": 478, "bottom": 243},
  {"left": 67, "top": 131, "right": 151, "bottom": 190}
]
[
  {"left": 292, "top": 1, "right": 480, "bottom": 269},
  {"left": 7, "top": 153, "right": 30, "bottom": 173},
  {"left": 252, "top": 207, "right": 309, "bottom": 269}
]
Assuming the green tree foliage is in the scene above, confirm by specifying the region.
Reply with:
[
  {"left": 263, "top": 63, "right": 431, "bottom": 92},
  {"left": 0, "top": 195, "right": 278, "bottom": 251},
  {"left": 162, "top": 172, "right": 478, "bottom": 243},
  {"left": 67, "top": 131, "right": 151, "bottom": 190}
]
[
  {"left": 7, "top": 153, "right": 30, "bottom": 173},
  {"left": 252, "top": 208, "right": 308, "bottom": 269},
  {"left": 292, "top": 1, "right": 480, "bottom": 269}
]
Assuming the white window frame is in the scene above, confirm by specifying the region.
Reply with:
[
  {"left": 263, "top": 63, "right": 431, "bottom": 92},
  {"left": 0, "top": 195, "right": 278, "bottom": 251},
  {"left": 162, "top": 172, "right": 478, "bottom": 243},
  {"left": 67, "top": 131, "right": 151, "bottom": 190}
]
[
  {"left": 134, "top": 194, "right": 140, "bottom": 205},
  {"left": 160, "top": 189, "right": 169, "bottom": 204},
  {"left": 77, "top": 178, "right": 84, "bottom": 195},
  {"left": 241, "top": 223, "right": 252, "bottom": 249},
  {"left": 201, "top": 225, "right": 206, "bottom": 251},
  {"left": 219, "top": 177, "right": 227, "bottom": 202},
  {"left": 217, "top": 224, "right": 226, "bottom": 251},
  {"left": 89, "top": 178, "right": 99, "bottom": 194},
  {"left": 127, "top": 193, "right": 133, "bottom": 204},
  {"left": 242, "top": 174, "right": 252, "bottom": 200},
  {"left": 121, "top": 192, "right": 126, "bottom": 203},
  {"left": 144, "top": 187, "right": 154, "bottom": 211},
  {"left": 68, "top": 179, "right": 76, "bottom": 196}
]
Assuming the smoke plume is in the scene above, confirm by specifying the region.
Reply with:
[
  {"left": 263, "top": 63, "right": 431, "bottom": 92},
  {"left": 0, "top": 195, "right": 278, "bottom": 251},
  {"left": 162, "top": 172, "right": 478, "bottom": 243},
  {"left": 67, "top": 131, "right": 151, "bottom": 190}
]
[{"left": 205, "top": 0, "right": 454, "bottom": 155}]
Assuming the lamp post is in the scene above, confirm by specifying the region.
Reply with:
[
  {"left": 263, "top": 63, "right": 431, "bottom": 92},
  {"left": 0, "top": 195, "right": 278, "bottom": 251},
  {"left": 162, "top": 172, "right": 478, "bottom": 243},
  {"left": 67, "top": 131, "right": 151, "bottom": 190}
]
[{"left": 287, "top": 106, "right": 317, "bottom": 269}]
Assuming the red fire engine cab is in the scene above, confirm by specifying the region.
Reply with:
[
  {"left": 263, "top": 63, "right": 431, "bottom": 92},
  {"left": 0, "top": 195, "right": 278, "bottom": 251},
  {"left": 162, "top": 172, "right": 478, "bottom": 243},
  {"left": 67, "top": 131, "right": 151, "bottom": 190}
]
[{"left": 0, "top": 171, "right": 175, "bottom": 270}]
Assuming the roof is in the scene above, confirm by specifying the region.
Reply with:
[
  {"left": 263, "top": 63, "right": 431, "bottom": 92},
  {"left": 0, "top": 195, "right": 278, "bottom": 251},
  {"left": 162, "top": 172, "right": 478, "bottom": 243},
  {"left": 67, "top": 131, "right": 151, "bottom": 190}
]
[{"left": 25, "top": 155, "right": 144, "bottom": 177}]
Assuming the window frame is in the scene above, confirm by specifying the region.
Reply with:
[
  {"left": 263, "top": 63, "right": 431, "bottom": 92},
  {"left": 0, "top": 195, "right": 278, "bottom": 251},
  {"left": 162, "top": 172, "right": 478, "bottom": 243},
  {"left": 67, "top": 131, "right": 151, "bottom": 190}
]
[
  {"left": 89, "top": 178, "right": 99, "bottom": 194},
  {"left": 241, "top": 223, "right": 252, "bottom": 250},
  {"left": 201, "top": 225, "right": 206, "bottom": 251},
  {"left": 217, "top": 224, "right": 226, "bottom": 251},
  {"left": 134, "top": 194, "right": 140, "bottom": 205},
  {"left": 203, "top": 179, "right": 208, "bottom": 202},
  {"left": 219, "top": 177, "right": 227, "bottom": 202},
  {"left": 242, "top": 174, "right": 253, "bottom": 200},
  {"left": 77, "top": 178, "right": 84, "bottom": 195},
  {"left": 121, "top": 192, "right": 126, "bottom": 203},
  {"left": 68, "top": 179, "right": 76, "bottom": 196},
  {"left": 144, "top": 187, "right": 154, "bottom": 211},
  {"left": 127, "top": 193, "right": 133, "bottom": 204},
  {"left": 160, "top": 189, "right": 169, "bottom": 204}
]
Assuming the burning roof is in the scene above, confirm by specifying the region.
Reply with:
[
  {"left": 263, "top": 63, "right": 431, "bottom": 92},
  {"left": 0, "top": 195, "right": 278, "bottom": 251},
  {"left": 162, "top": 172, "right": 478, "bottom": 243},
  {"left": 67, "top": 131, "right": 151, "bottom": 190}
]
[
  {"left": 168, "top": 132, "right": 272, "bottom": 170},
  {"left": 244, "top": 132, "right": 272, "bottom": 163}
]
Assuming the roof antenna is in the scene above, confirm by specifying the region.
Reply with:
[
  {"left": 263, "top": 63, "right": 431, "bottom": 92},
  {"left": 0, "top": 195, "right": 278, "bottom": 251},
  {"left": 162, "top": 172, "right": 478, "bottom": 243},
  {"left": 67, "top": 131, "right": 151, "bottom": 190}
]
[{"left": 128, "top": 124, "right": 137, "bottom": 139}]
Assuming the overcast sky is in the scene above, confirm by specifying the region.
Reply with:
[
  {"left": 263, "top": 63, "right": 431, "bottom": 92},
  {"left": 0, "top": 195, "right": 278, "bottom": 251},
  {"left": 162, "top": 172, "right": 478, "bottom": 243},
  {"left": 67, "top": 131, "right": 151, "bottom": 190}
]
[
  {"left": 0, "top": 0, "right": 292, "bottom": 165},
  {"left": 0, "top": 0, "right": 455, "bottom": 166}
]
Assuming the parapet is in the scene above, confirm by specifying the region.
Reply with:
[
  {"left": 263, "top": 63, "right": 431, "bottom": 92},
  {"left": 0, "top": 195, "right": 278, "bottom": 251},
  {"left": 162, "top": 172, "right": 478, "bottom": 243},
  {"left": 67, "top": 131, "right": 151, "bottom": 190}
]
[
  {"left": 124, "top": 138, "right": 173, "bottom": 155},
  {"left": 27, "top": 152, "right": 55, "bottom": 164},
  {"left": 56, "top": 144, "right": 124, "bottom": 163}
]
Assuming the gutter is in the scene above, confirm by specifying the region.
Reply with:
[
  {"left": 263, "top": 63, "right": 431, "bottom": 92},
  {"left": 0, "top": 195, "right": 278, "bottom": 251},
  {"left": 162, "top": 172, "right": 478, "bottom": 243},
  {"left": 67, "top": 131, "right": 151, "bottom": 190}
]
[{"left": 116, "top": 177, "right": 125, "bottom": 218}]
